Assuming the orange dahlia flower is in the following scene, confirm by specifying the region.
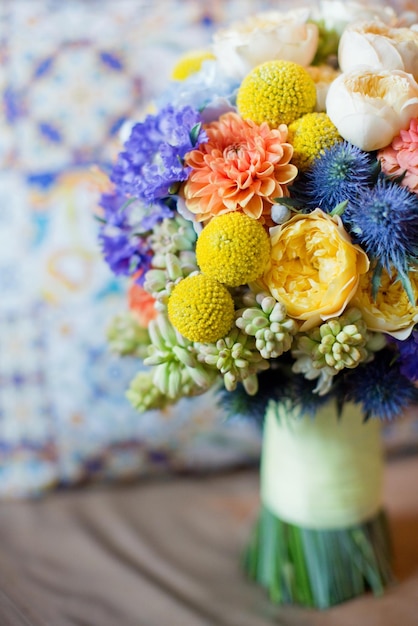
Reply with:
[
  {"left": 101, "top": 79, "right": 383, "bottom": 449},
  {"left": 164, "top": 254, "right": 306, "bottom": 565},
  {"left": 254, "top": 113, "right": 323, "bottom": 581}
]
[{"left": 183, "top": 112, "right": 297, "bottom": 223}]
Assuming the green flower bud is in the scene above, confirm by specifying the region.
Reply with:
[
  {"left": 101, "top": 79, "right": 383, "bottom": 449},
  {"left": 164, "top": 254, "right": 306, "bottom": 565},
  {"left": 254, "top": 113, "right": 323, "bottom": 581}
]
[
  {"left": 293, "top": 308, "right": 375, "bottom": 377},
  {"left": 144, "top": 313, "right": 217, "bottom": 398},
  {"left": 107, "top": 312, "right": 150, "bottom": 358},
  {"left": 196, "top": 327, "right": 268, "bottom": 394},
  {"left": 126, "top": 371, "right": 172, "bottom": 413},
  {"left": 236, "top": 293, "right": 298, "bottom": 359},
  {"left": 143, "top": 251, "right": 199, "bottom": 311},
  {"left": 149, "top": 215, "right": 196, "bottom": 256}
]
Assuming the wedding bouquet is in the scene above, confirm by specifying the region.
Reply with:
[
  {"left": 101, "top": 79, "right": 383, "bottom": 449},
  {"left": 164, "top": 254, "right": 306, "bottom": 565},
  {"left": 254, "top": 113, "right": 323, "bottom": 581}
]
[{"left": 97, "top": 0, "right": 418, "bottom": 609}]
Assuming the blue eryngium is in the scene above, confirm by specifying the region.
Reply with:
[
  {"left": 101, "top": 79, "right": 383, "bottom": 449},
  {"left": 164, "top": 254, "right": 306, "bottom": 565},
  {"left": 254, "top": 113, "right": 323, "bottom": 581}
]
[
  {"left": 345, "top": 177, "right": 418, "bottom": 301},
  {"left": 291, "top": 141, "right": 377, "bottom": 213},
  {"left": 218, "top": 361, "right": 330, "bottom": 425},
  {"left": 343, "top": 348, "right": 418, "bottom": 421},
  {"left": 394, "top": 330, "right": 418, "bottom": 382}
]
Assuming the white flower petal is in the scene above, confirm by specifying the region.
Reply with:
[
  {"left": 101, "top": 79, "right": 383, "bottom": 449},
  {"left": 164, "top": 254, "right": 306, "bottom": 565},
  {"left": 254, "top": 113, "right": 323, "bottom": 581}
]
[{"left": 326, "top": 68, "right": 418, "bottom": 150}]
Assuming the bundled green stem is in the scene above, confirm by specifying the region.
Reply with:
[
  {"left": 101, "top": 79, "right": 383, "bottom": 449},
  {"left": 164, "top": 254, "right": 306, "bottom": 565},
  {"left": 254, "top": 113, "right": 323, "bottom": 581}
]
[{"left": 244, "top": 505, "right": 393, "bottom": 609}]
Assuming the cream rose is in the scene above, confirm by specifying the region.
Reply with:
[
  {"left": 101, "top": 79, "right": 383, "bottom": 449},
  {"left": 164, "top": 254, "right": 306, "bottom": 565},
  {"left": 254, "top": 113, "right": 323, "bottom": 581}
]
[
  {"left": 212, "top": 9, "right": 318, "bottom": 80},
  {"left": 326, "top": 68, "right": 418, "bottom": 150},
  {"left": 306, "top": 65, "right": 341, "bottom": 112},
  {"left": 338, "top": 20, "right": 418, "bottom": 79},
  {"left": 313, "top": 0, "right": 396, "bottom": 36},
  {"left": 263, "top": 209, "right": 369, "bottom": 331},
  {"left": 352, "top": 268, "right": 418, "bottom": 340}
]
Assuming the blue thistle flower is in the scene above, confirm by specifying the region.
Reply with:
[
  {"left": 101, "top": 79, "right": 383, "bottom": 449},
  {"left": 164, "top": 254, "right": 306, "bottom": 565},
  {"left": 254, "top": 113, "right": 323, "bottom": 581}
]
[
  {"left": 345, "top": 177, "right": 418, "bottom": 299},
  {"left": 291, "top": 141, "right": 377, "bottom": 213},
  {"left": 394, "top": 330, "right": 418, "bottom": 382},
  {"left": 343, "top": 349, "right": 418, "bottom": 421},
  {"left": 218, "top": 359, "right": 330, "bottom": 424}
]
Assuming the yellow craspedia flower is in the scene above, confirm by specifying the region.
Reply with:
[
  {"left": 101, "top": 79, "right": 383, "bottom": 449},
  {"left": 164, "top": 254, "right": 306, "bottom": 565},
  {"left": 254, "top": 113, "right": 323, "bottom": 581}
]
[
  {"left": 196, "top": 212, "right": 271, "bottom": 287},
  {"left": 171, "top": 49, "right": 215, "bottom": 81},
  {"left": 167, "top": 274, "right": 234, "bottom": 343},
  {"left": 237, "top": 60, "right": 316, "bottom": 127},
  {"left": 288, "top": 112, "right": 342, "bottom": 172}
]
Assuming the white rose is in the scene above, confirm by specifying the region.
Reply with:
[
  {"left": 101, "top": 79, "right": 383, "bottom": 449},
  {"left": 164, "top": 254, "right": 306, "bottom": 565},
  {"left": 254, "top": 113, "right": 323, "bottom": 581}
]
[
  {"left": 395, "top": 13, "right": 418, "bottom": 28},
  {"left": 306, "top": 65, "right": 341, "bottom": 112},
  {"left": 326, "top": 68, "right": 418, "bottom": 150},
  {"left": 339, "top": 20, "right": 418, "bottom": 79},
  {"left": 212, "top": 9, "right": 318, "bottom": 80},
  {"left": 314, "top": 0, "right": 396, "bottom": 36}
]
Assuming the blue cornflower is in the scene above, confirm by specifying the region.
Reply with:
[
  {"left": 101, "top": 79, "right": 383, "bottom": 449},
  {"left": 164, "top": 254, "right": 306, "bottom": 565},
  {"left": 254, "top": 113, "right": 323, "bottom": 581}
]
[
  {"left": 99, "top": 230, "right": 150, "bottom": 279},
  {"left": 99, "top": 189, "right": 130, "bottom": 228},
  {"left": 345, "top": 177, "right": 418, "bottom": 298},
  {"left": 395, "top": 330, "right": 418, "bottom": 382},
  {"left": 98, "top": 190, "right": 153, "bottom": 281},
  {"left": 110, "top": 104, "right": 207, "bottom": 204},
  {"left": 293, "top": 141, "right": 377, "bottom": 213},
  {"left": 343, "top": 349, "right": 418, "bottom": 421},
  {"left": 140, "top": 202, "right": 174, "bottom": 231},
  {"left": 111, "top": 116, "right": 161, "bottom": 198}
]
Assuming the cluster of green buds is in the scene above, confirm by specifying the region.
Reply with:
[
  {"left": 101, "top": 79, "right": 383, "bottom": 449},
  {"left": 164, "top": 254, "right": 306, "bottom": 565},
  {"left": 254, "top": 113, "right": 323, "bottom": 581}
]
[
  {"left": 291, "top": 353, "right": 337, "bottom": 396},
  {"left": 297, "top": 308, "right": 384, "bottom": 370},
  {"left": 196, "top": 327, "right": 269, "bottom": 395},
  {"left": 126, "top": 370, "right": 173, "bottom": 413},
  {"left": 292, "top": 308, "right": 386, "bottom": 395},
  {"left": 236, "top": 292, "right": 299, "bottom": 359},
  {"left": 149, "top": 214, "right": 196, "bottom": 256},
  {"left": 143, "top": 251, "right": 198, "bottom": 311},
  {"left": 106, "top": 312, "right": 150, "bottom": 359},
  {"left": 144, "top": 215, "right": 199, "bottom": 311},
  {"left": 143, "top": 313, "right": 217, "bottom": 401}
]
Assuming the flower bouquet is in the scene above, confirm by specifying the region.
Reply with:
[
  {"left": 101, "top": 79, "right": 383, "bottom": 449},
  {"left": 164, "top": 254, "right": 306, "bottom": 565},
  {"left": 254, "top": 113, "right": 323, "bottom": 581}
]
[{"left": 97, "top": 0, "right": 418, "bottom": 609}]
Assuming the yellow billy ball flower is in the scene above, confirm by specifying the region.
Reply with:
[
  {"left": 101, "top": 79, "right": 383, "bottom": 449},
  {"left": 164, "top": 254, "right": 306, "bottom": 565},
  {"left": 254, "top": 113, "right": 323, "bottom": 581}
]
[
  {"left": 196, "top": 212, "right": 271, "bottom": 287},
  {"left": 237, "top": 60, "right": 316, "bottom": 127},
  {"left": 171, "top": 50, "right": 215, "bottom": 81},
  {"left": 288, "top": 112, "right": 342, "bottom": 172},
  {"left": 167, "top": 274, "right": 235, "bottom": 343}
]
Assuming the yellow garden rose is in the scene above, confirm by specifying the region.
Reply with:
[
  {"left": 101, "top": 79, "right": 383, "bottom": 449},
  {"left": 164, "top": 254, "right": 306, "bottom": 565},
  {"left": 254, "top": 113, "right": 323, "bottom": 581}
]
[
  {"left": 263, "top": 209, "right": 369, "bottom": 330},
  {"left": 352, "top": 268, "right": 418, "bottom": 339}
]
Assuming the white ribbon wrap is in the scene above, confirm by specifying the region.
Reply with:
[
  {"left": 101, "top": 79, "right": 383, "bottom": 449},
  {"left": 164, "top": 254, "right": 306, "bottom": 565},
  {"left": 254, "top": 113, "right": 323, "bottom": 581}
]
[{"left": 261, "top": 400, "right": 383, "bottom": 530}]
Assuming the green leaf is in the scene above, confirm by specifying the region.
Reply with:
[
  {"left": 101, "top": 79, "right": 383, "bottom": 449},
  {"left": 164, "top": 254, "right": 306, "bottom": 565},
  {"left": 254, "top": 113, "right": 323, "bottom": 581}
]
[
  {"left": 330, "top": 199, "right": 348, "bottom": 217},
  {"left": 189, "top": 122, "right": 202, "bottom": 147},
  {"left": 129, "top": 257, "right": 139, "bottom": 274},
  {"left": 371, "top": 158, "right": 382, "bottom": 182},
  {"left": 371, "top": 262, "right": 383, "bottom": 302},
  {"left": 272, "top": 197, "right": 304, "bottom": 211},
  {"left": 119, "top": 196, "right": 137, "bottom": 213},
  {"left": 398, "top": 268, "right": 416, "bottom": 305},
  {"left": 168, "top": 181, "right": 181, "bottom": 195}
]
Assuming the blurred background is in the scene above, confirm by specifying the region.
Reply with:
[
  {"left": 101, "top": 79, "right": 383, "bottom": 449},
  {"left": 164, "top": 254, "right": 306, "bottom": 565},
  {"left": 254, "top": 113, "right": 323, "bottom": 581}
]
[
  {"left": 0, "top": 0, "right": 278, "bottom": 497},
  {"left": 1, "top": 0, "right": 417, "bottom": 498}
]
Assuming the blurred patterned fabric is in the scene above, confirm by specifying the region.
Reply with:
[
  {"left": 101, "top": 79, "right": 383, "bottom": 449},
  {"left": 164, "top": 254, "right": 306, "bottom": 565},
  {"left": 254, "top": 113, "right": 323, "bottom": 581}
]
[{"left": 0, "top": 0, "right": 276, "bottom": 497}]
